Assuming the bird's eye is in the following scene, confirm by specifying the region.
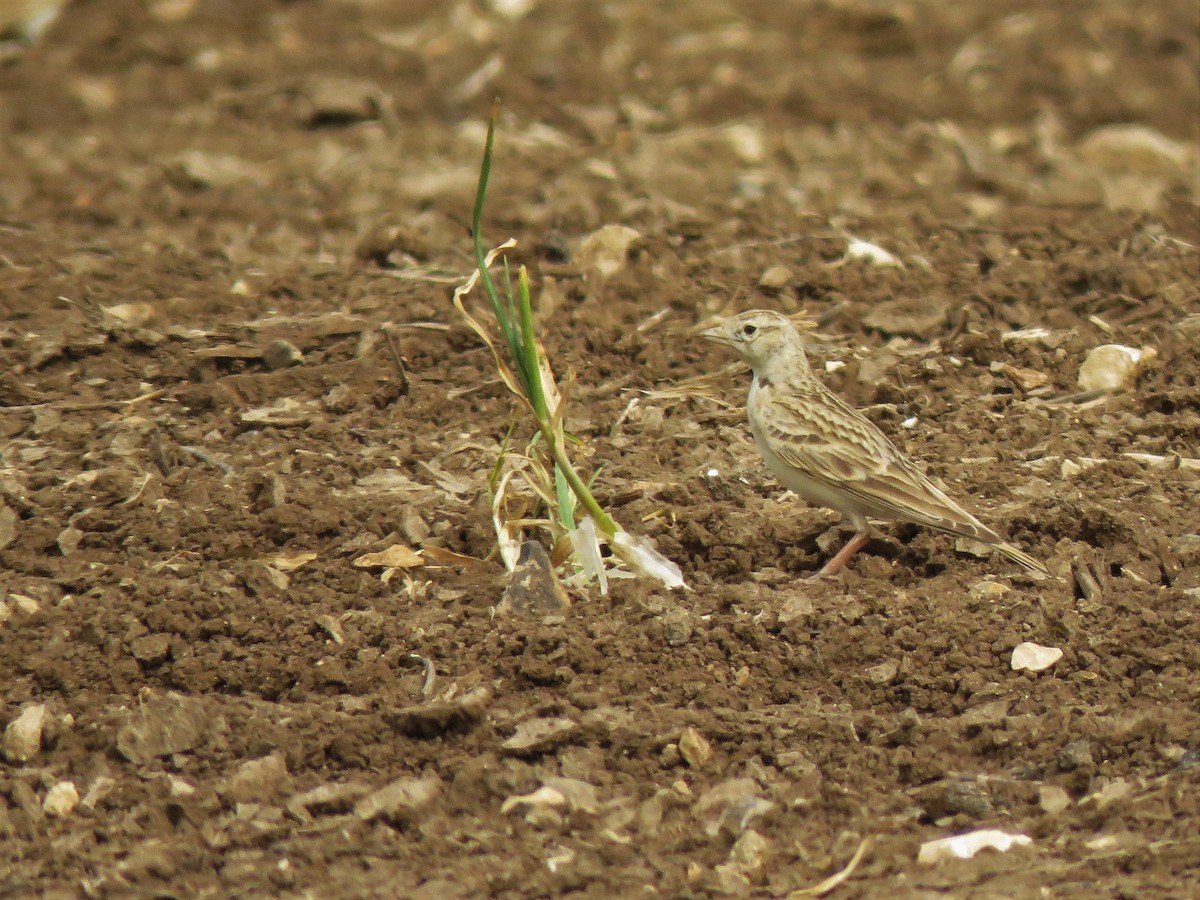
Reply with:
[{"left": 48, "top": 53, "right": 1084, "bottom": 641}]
[{"left": 742, "top": 324, "right": 757, "bottom": 336}]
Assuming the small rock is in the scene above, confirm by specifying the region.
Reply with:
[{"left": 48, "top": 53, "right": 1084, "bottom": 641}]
[
  {"left": 543, "top": 776, "right": 600, "bottom": 815},
  {"left": 303, "top": 76, "right": 384, "bottom": 126},
  {"left": 496, "top": 541, "right": 570, "bottom": 615},
  {"left": 659, "top": 607, "right": 693, "bottom": 646},
  {"left": 502, "top": 716, "right": 578, "bottom": 755},
  {"left": 1077, "top": 344, "right": 1155, "bottom": 392},
  {"left": 968, "top": 580, "right": 1009, "bottom": 601},
  {"left": 862, "top": 296, "right": 949, "bottom": 338},
  {"left": 168, "top": 777, "right": 197, "bottom": 799},
  {"left": 3, "top": 704, "right": 47, "bottom": 763},
  {"left": 917, "top": 781, "right": 992, "bottom": 820},
  {"left": 1038, "top": 784, "right": 1071, "bottom": 815},
  {"left": 130, "top": 633, "right": 171, "bottom": 665},
  {"left": 679, "top": 727, "right": 712, "bottom": 768},
  {"left": 323, "top": 383, "right": 356, "bottom": 414},
  {"left": 728, "top": 828, "right": 769, "bottom": 873},
  {"left": 102, "top": 301, "right": 156, "bottom": 328},
  {"left": 776, "top": 592, "right": 814, "bottom": 623},
  {"left": 1083, "top": 778, "right": 1133, "bottom": 809},
  {"left": 354, "top": 773, "right": 441, "bottom": 824},
  {"left": 10, "top": 594, "right": 40, "bottom": 615},
  {"left": 115, "top": 693, "right": 208, "bottom": 764},
  {"left": 1011, "top": 642, "right": 1063, "bottom": 673},
  {"left": 42, "top": 781, "right": 79, "bottom": 818},
  {"left": 1001, "top": 326, "right": 1070, "bottom": 349},
  {"left": 1171, "top": 534, "right": 1200, "bottom": 567},
  {"left": 81, "top": 775, "right": 117, "bottom": 810},
  {"left": 0, "top": 502, "right": 15, "bottom": 549},
  {"left": 694, "top": 778, "right": 774, "bottom": 838},
  {"left": 955, "top": 537, "right": 995, "bottom": 560},
  {"left": 864, "top": 659, "right": 900, "bottom": 684},
  {"left": 286, "top": 782, "right": 370, "bottom": 821},
  {"left": 757, "top": 265, "right": 792, "bottom": 291},
  {"left": 353, "top": 544, "right": 424, "bottom": 570},
  {"left": 315, "top": 614, "right": 345, "bottom": 645},
  {"left": 57, "top": 526, "right": 84, "bottom": 555},
  {"left": 957, "top": 700, "right": 1009, "bottom": 728},
  {"left": 1058, "top": 739, "right": 1094, "bottom": 772},
  {"left": 240, "top": 397, "right": 315, "bottom": 427},
  {"left": 221, "top": 752, "right": 291, "bottom": 804},
  {"left": 262, "top": 339, "right": 303, "bottom": 370},
  {"left": 997, "top": 363, "right": 1049, "bottom": 392},
  {"left": 387, "top": 685, "right": 490, "bottom": 738},
  {"left": 575, "top": 224, "right": 642, "bottom": 280},
  {"left": 500, "top": 785, "right": 567, "bottom": 826}
]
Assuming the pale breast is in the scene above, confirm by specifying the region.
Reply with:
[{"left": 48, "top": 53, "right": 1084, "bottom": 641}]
[{"left": 748, "top": 376, "right": 863, "bottom": 519}]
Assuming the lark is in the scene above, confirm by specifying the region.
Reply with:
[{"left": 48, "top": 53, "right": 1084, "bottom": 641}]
[{"left": 701, "top": 309, "right": 1048, "bottom": 577}]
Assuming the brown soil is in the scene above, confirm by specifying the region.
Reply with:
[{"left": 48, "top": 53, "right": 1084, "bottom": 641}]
[{"left": 2, "top": 1, "right": 1198, "bottom": 897}]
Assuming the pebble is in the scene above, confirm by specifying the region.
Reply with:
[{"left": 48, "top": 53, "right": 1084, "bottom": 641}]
[
  {"left": 3, "top": 703, "right": 46, "bottom": 763},
  {"left": 1038, "top": 784, "right": 1071, "bottom": 815},
  {"left": 1011, "top": 642, "right": 1063, "bottom": 672},
  {"left": 968, "top": 580, "right": 1009, "bottom": 601},
  {"left": 679, "top": 727, "right": 712, "bottom": 768},
  {"left": 0, "top": 502, "right": 15, "bottom": 549},
  {"left": 1077, "top": 344, "right": 1154, "bottom": 392},
  {"left": 131, "top": 633, "right": 171, "bottom": 665},
  {"left": 502, "top": 716, "right": 578, "bottom": 754},
  {"left": 42, "top": 781, "right": 79, "bottom": 818},
  {"left": 115, "top": 693, "right": 208, "bottom": 764},
  {"left": 354, "top": 773, "right": 441, "bottom": 823},
  {"left": 575, "top": 224, "right": 642, "bottom": 280},
  {"left": 56, "top": 526, "right": 83, "bottom": 556},
  {"left": 262, "top": 339, "right": 303, "bottom": 370},
  {"left": 221, "top": 753, "right": 291, "bottom": 804},
  {"left": 1058, "top": 739, "right": 1094, "bottom": 772},
  {"left": 757, "top": 265, "right": 792, "bottom": 291}
]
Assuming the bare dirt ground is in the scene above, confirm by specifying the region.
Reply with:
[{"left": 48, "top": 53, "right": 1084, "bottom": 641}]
[{"left": 2, "top": 1, "right": 1198, "bottom": 897}]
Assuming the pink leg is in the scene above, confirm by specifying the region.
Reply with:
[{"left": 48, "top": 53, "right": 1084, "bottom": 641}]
[{"left": 812, "top": 529, "right": 871, "bottom": 578}]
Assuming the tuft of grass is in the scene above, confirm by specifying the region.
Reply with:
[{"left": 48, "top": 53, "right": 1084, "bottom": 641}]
[{"left": 452, "top": 107, "right": 682, "bottom": 592}]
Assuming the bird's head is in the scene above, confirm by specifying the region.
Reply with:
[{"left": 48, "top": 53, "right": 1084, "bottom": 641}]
[{"left": 700, "top": 309, "right": 809, "bottom": 373}]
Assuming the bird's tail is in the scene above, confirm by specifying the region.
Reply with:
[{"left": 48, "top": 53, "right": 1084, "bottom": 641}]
[{"left": 994, "top": 541, "right": 1050, "bottom": 577}]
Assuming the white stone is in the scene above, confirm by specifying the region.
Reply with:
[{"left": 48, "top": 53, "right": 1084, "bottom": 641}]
[
  {"left": 1011, "top": 642, "right": 1063, "bottom": 672},
  {"left": 43, "top": 781, "right": 80, "bottom": 818},
  {"left": 1078, "top": 344, "right": 1154, "bottom": 392},
  {"left": 3, "top": 704, "right": 46, "bottom": 763}
]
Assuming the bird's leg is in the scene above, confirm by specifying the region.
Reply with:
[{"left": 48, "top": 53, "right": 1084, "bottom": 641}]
[{"left": 812, "top": 529, "right": 871, "bottom": 578}]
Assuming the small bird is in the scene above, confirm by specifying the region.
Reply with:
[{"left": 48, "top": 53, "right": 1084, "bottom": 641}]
[{"left": 701, "top": 309, "right": 1048, "bottom": 577}]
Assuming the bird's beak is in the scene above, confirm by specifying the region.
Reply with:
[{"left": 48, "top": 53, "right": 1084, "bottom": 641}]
[{"left": 699, "top": 324, "right": 727, "bottom": 344}]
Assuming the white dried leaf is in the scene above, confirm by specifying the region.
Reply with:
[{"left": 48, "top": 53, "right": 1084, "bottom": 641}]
[
  {"left": 491, "top": 468, "right": 523, "bottom": 572},
  {"left": 353, "top": 545, "right": 424, "bottom": 569},
  {"left": 611, "top": 531, "right": 685, "bottom": 590},
  {"left": 569, "top": 517, "right": 608, "bottom": 595},
  {"left": 501, "top": 785, "right": 566, "bottom": 816},
  {"left": 918, "top": 829, "right": 1032, "bottom": 864},
  {"left": 843, "top": 238, "right": 902, "bottom": 267},
  {"left": 102, "top": 302, "right": 156, "bottom": 327}
]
